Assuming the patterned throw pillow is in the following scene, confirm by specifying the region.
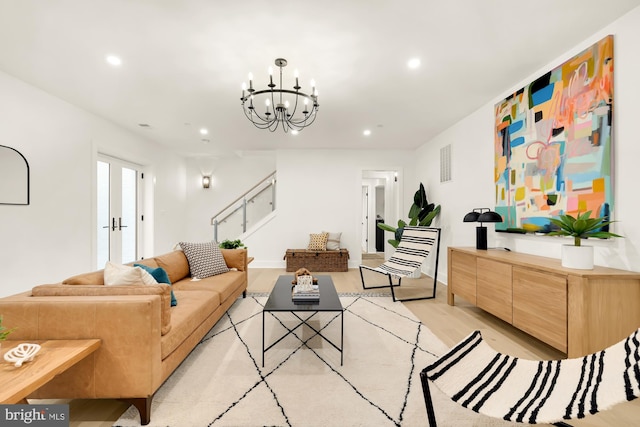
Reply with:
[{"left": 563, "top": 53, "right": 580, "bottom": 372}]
[
  {"left": 308, "top": 232, "right": 329, "bottom": 251},
  {"left": 179, "top": 241, "right": 230, "bottom": 279},
  {"left": 135, "top": 263, "right": 178, "bottom": 306},
  {"left": 323, "top": 231, "right": 342, "bottom": 250}
]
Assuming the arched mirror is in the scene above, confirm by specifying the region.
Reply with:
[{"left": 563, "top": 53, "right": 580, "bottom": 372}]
[{"left": 0, "top": 145, "right": 30, "bottom": 205}]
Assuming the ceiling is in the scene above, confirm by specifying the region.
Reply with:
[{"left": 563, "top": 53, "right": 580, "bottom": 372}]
[{"left": 1, "top": 1, "right": 638, "bottom": 158}]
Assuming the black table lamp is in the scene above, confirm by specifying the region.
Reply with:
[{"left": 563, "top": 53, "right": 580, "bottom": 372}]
[{"left": 463, "top": 208, "right": 503, "bottom": 250}]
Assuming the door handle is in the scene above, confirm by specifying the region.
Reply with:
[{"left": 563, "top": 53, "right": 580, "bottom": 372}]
[
  {"left": 112, "top": 217, "right": 117, "bottom": 231},
  {"left": 118, "top": 217, "right": 128, "bottom": 231}
]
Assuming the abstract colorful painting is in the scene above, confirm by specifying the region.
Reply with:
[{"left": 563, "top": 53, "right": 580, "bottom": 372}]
[{"left": 494, "top": 35, "right": 614, "bottom": 233}]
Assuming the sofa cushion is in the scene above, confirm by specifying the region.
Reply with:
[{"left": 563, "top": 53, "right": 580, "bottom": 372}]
[
  {"left": 31, "top": 283, "right": 173, "bottom": 335},
  {"left": 172, "top": 271, "right": 245, "bottom": 304},
  {"left": 104, "top": 262, "right": 157, "bottom": 286},
  {"left": 160, "top": 290, "right": 220, "bottom": 359},
  {"left": 220, "top": 248, "right": 247, "bottom": 271},
  {"left": 135, "top": 264, "right": 177, "bottom": 306},
  {"left": 179, "top": 241, "right": 229, "bottom": 279},
  {"left": 154, "top": 251, "right": 190, "bottom": 284}
]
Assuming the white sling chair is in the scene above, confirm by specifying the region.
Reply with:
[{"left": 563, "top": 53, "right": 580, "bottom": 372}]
[
  {"left": 421, "top": 328, "right": 640, "bottom": 426},
  {"left": 359, "top": 226, "right": 441, "bottom": 302}
]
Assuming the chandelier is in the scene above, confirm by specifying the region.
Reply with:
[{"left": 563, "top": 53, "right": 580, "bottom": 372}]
[{"left": 241, "top": 58, "right": 319, "bottom": 133}]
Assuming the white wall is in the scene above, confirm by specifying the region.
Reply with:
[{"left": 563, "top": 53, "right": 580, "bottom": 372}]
[
  {"left": 416, "top": 6, "right": 640, "bottom": 284},
  {"left": 243, "top": 149, "right": 416, "bottom": 267},
  {"left": 0, "top": 70, "right": 187, "bottom": 297},
  {"left": 184, "top": 152, "right": 276, "bottom": 242}
]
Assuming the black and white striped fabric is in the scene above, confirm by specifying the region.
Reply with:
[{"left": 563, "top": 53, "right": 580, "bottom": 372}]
[
  {"left": 424, "top": 329, "right": 640, "bottom": 424},
  {"left": 362, "top": 226, "right": 438, "bottom": 277}
]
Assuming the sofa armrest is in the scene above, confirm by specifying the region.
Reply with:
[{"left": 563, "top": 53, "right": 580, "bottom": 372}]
[
  {"left": 31, "top": 283, "right": 172, "bottom": 335},
  {"left": 0, "top": 294, "right": 163, "bottom": 398}
]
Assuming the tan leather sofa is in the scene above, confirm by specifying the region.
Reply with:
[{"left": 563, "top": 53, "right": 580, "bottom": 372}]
[{"left": 0, "top": 248, "right": 248, "bottom": 425}]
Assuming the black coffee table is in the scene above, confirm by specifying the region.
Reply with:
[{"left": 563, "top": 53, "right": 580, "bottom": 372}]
[{"left": 262, "top": 275, "right": 344, "bottom": 366}]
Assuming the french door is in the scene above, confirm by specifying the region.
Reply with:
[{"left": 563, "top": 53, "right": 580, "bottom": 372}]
[{"left": 96, "top": 155, "right": 143, "bottom": 268}]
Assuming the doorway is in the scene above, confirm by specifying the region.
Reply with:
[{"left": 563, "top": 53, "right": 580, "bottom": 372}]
[
  {"left": 96, "top": 155, "right": 144, "bottom": 267},
  {"left": 361, "top": 170, "right": 399, "bottom": 259}
]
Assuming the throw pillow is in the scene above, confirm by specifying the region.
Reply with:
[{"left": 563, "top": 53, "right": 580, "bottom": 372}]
[
  {"left": 308, "top": 232, "right": 329, "bottom": 251},
  {"left": 178, "top": 241, "right": 230, "bottom": 279},
  {"left": 135, "top": 263, "right": 178, "bottom": 306},
  {"left": 104, "top": 262, "right": 158, "bottom": 286},
  {"left": 323, "top": 231, "right": 342, "bottom": 250}
]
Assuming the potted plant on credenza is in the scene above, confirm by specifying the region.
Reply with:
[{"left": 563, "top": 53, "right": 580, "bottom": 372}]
[{"left": 548, "top": 211, "right": 622, "bottom": 269}]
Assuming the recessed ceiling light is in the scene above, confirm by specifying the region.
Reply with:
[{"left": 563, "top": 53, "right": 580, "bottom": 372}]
[
  {"left": 106, "top": 55, "right": 122, "bottom": 67},
  {"left": 363, "top": 129, "right": 371, "bottom": 136},
  {"left": 200, "top": 128, "right": 209, "bottom": 135},
  {"left": 407, "top": 58, "right": 421, "bottom": 69},
  {"left": 291, "top": 130, "right": 299, "bottom": 135}
]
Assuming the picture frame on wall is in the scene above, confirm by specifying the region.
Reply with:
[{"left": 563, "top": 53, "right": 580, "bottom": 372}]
[{"left": 494, "top": 35, "right": 614, "bottom": 233}]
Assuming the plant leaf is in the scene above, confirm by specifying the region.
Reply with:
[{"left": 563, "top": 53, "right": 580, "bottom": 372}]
[
  {"left": 419, "top": 205, "right": 441, "bottom": 226},
  {"left": 408, "top": 203, "right": 421, "bottom": 220},
  {"left": 377, "top": 223, "right": 397, "bottom": 232},
  {"left": 414, "top": 183, "right": 427, "bottom": 208}
]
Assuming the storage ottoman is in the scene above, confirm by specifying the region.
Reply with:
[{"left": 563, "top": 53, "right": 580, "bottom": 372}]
[{"left": 284, "top": 249, "right": 349, "bottom": 272}]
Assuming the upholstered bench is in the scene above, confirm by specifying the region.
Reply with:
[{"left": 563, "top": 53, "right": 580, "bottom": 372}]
[{"left": 284, "top": 249, "right": 349, "bottom": 272}]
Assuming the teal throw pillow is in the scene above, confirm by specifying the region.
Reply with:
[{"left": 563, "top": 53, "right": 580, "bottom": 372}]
[{"left": 134, "top": 263, "right": 178, "bottom": 306}]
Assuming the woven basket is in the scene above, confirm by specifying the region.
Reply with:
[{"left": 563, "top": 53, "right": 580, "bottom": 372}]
[{"left": 284, "top": 249, "right": 349, "bottom": 272}]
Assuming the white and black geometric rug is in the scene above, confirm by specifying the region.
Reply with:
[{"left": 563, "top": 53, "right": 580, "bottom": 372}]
[{"left": 115, "top": 294, "right": 524, "bottom": 426}]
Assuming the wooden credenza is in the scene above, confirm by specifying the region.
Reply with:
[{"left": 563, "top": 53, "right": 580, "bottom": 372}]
[{"left": 447, "top": 247, "right": 640, "bottom": 358}]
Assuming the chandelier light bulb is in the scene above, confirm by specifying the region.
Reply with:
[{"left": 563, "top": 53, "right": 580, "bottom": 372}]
[
  {"left": 294, "top": 69, "right": 299, "bottom": 78},
  {"left": 304, "top": 98, "right": 309, "bottom": 105},
  {"left": 285, "top": 100, "right": 290, "bottom": 109},
  {"left": 242, "top": 82, "right": 247, "bottom": 90},
  {"left": 248, "top": 72, "right": 253, "bottom": 80},
  {"left": 265, "top": 99, "right": 270, "bottom": 107},
  {"left": 268, "top": 67, "right": 273, "bottom": 75}
]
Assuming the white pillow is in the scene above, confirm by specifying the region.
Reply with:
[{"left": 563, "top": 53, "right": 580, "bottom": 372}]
[
  {"left": 323, "top": 231, "right": 342, "bottom": 250},
  {"left": 104, "top": 262, "right": 158, "bottom": 286}
]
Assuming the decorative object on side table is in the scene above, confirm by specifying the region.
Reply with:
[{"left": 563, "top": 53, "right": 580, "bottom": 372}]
[
  {"left": 4, "top": 343, "right": 41, "bottom": 367},
  {"left": 548, "top": 210, "right": 623, "bottom": 270},
  {"left": 463, "top": 208, "right": 503, "bottom": 250}
]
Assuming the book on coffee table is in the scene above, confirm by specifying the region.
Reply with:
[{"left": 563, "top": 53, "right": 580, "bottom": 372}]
[{"left": 292, "top": 283, "right": 320, "bottom": 302}]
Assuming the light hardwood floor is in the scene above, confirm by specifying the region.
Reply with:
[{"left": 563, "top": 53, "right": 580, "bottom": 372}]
[{"left": 44, "top": 263, "right": 640, "bottom": 426}]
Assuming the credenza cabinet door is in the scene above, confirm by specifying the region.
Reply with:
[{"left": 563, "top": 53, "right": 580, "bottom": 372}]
[
  {"left": 477, "top": 259, "right": 513, "bottom": 324},
  {"left": 450, "top": 250, "right": 477, "bottom": 304},
  {"left": 512, "top": 267, "right": 567, "bottom": 353}
]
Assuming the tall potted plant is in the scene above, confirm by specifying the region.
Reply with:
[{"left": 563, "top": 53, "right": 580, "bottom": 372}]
[
  {"left": 548, "top": 211, "right": 622, "bottom": 269},
  {"left": 377, "top": 183, "right": 440, "bottom": 248}
]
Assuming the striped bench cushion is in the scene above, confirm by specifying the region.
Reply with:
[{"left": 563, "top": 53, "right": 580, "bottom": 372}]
[{"left": 424, "top": 329, "right": 640, "bottom": 424}]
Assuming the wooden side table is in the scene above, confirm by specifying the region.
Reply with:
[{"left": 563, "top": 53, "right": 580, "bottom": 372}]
[{"left": 0, "top": 339, "right": 101, "bottom": 404}]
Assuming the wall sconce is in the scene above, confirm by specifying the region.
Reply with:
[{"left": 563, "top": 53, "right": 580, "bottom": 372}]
[
  {"left": 202, "top": 175, "right": 211, "bottom": 189},
  {"left": 463, "top": 208, "right": 503, "bottom": 250}
]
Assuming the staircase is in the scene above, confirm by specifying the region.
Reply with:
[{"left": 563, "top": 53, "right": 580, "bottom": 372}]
[{"left": 211, "top": 171, "right": 276, "bottom": 242}]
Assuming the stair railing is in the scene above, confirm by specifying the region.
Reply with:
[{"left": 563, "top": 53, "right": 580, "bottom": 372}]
[{"left": 211, "top": 171, "right": 276, "bottom": 242}]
